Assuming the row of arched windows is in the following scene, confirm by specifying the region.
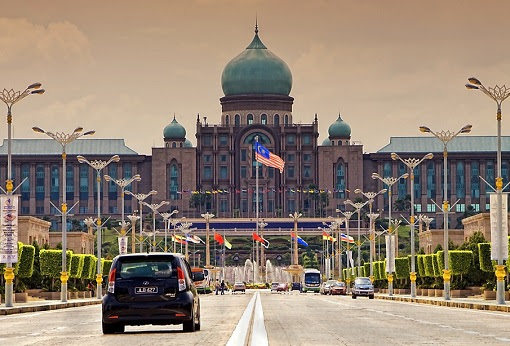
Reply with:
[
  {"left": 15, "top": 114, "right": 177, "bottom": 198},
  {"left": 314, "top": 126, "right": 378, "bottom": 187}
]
[{"left": 225, "top": 113, "right": 290, "bottom": 126}]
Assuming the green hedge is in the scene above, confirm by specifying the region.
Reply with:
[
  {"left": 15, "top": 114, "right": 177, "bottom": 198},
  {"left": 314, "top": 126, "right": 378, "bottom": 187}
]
[
  {"left": 437, "top": 251, "right": 445, "bottom": 273},
  {"left": 40, "top": 250, "right": 73, "bottom": 278},
  {"left": 70, "top": 254, "right": 85, "bottom": 279},
  {"left": 432, "top": 253, "right": 440, "bottom": 277},
  {"left": 379, "top": 261, "right": 387, "bottom": 279},
  {"left": 478, "top": 243, "right": 493, "bottom": 272},
  {"left": 417, "top": 255, "right": 425, "bottom": 277},
  {"left": 103, "top": 259, "right": 113, "bottom": 277},
  {"left": 373, "top": 261, "right": 380, "bottom": 280},
  {"left": 395, "top": 257, "right": 410, "bottom": 279},
  {"left": 81, "top": 255, "right": 98, "bottom": 280},
  {"left": 449, "top": 250, "right": 473, "bottom": 275},
  {"left": 424, "top": 255, "right": 434, "bottom": 277},
  {"left": 18, "top": 244, "right": 35, "bottom": 278},
  {"left": 364, "top": 263, "right": 370, "bottom": 278}
]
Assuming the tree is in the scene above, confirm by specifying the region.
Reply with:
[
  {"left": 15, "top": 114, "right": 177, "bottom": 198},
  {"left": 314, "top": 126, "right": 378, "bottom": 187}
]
[
  {"left": 393, "top": 194, "right": 411, "bottom": 212},
  {"left": 456, "top": 205, "right": 479, "bottom": 229}
]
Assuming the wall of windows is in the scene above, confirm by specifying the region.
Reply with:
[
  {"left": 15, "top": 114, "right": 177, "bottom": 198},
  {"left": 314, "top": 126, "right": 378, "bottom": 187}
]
[
  {"left": 456, "top": 161, "right": 465, "bottom": 198},
  {"left": 108, "top": 163, "right": 118, "bottom": 200},
  {"left": 66, "top": 164, "right": 74, "bottom": 201},
  {"left": 80, "top": 164, "right": 88, "bottom": 200},
  {"left": 50, "top": 164, "right": 59, "bottom": 201},
  {"left": 471, "top": 161, "right": 479, "bottom": 198},
  {"left": 397, "top": 162, "right": 407, "bottom": 198},
  {"left": 335, "top": 162, "right": 345, "bottom": 199},
  {"left": 35, "top": 164, "right": 45, "bottom": 201},
  {"left": 486, "top": 160, "right": 495, "bottom": 196},
  {"left": 21, "top": 164, "right": 29, "bottom": 201},
  {"left": 169, "top": 164, "right": 179, "bottom": 200},
  {"left": 427, "top": 162, "right": 435, "bottom": 198}
]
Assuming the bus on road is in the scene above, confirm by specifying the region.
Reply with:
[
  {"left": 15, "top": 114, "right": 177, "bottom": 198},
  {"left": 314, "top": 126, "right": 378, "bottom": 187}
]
[{"left": 302, "top": 268, "right": 321, "bottom": 293}]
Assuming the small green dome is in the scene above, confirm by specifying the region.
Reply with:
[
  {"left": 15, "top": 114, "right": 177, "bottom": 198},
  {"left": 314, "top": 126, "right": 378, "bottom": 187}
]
[
  {"left": 184, "top": 139, "right": 193, "bottom": 148},
  {"left": 322, "top": 138, "right": 331, "bottom": 146},
  {"left": 221, "top": 27, "right": 292, "bottom": 96},
  {"left": 328, "top": 114, "right": 351, "bottom": 138},
  {"left": 163, "top": 116, "right": 186, "bottom": 140}
]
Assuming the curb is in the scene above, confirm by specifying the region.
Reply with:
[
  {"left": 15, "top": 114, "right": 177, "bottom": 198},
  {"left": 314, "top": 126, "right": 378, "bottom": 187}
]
[
  {"left": 0, "top": 299, "right": 102, "bottom": 316},
  {"left": 375, "top": 295, "right": 510, "bottom": 313}
]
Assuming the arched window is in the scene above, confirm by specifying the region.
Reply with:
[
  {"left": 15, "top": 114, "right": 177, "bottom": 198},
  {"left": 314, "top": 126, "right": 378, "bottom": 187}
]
[
  {"left": 284, "top": 114, "right": 289, "bottom": 125},
  {"left": 172, "top": 142, "right": 176, "bottom": 148},
  {"left": 235, "top": 114, "right": 240, "bottom": 126},
  {"left": 21, "top": 164, "right": 30, "bottom": 201},
  {"left": 427, "top": 161, "right": 435, "bottom": 198},
  {"left": 169, "top": 164, "right": 179, "bottom": 200},
  {"left": 66, "top": 163, "right": 74, "bottom": 202},
  {"left": 36, "top": 164, "right": 45, "bottom": 201},
  {"left": 247, "top": 114, "right": 254, "bottom": 124},
  {"left": 383, "top": 162, "right": 392, "bottom": 177},
  {"left": 261, "top": 114, "right": 267, "bottom": 124},
  {"left": 225, "top": 114, "right": 230, "bottom": 125},
  {"left": 274, "top": 114, "right": 280, "bottom": 125},
  {"left": 50, "top": 164, "right": 59, "bottom": 201},
  {"left": 456, "top": 162, "right": 465, "bottom": 198},
  {"left": 336, "top": 162, "right": 345, "bottom": 199}
]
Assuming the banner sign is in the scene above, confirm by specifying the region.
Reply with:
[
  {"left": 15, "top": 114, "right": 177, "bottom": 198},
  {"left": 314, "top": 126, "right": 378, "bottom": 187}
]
[
  {"left": 118, "top": 236, "right": 128, "bottom": 255},
  {"left": 490, "top": 193, "right": 508, "bottom": 260},
  {"left": 385, "top": 235, "right": 395, "bottom": 273},
  {"left": 0, "top": 195, "right": 19, "bottom": 263}
]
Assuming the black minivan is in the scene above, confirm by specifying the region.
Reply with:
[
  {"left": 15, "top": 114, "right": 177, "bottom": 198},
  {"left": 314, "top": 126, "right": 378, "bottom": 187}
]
[{"left": 102, "top": 253, "right": 203, "bottom": 334}]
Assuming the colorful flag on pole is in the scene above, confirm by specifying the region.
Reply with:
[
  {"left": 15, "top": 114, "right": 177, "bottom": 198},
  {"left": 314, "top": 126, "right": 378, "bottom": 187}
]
[
  {"left": 340, "top": 233, "right": 354, "bottom": 243},
  {"left": 214, "top": 232, "right": 224, "bottom": 245},
  {"left": 291, "top": 232, "right": 308, "bottom": 247},
  {"left": 254, "top": 141, "right": 285, "bottom": 173},
  {"left": 224, "top": 238, "right": 232, "bottom": 250},
  {"left": 252, "top": 232, "right": 270, "bottom": 248},
  {"left": 186, "top": 234, "right": 200, "bottom": 244},
  {"left": 172, "top": 235, "right": 186, "bottom": 245},
  {"left": 191, "top": 235, "right": 204, "bottom": 244}
]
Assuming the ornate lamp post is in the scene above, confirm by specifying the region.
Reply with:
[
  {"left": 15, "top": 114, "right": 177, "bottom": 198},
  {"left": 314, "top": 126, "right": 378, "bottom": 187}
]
[
  {"left": 336, "top": 209, "right": 355, "bottom": 293},
  {"left": 371, "top": 172, "right": 409, "bottom": 256},
  {"left": 344, "top": 200, "right": 368, "bottom": 277},
  {"left": 103, "top": 174, "right": 141, "bottom": 239},
  {"left": 33, "top": 126, "right": 95, "bottom": 302},
  {"left": 77, "top": 154, "right": 120, "bottom": 299},
  {"left": 354, "top": 188, "right": 387, "bottom": 282},
  {"left": 284, "top": 212, "right": 304, "bottom": 282},
  {"left": 466, "top": 77, "right": 510, "bottom": 305},
  {"left": 127, "top": 214, "right": 140, "bottom": 253},
  {"left": 125, "top": 190, "right": 157, "bottom": 252},
  {"left": 159, "top": 210, "right": 179, "bottom": 252},
  {"left": 176, "top": 221, "right": 194, "bottom": 260},
  {"left": 143, "top": 201, "right": 170, "bottom": 252},
  {"left": 0, "top": 83, "right": 44, "bottom": 307},
  {"left": 390, "top": 152, "right": 433, "bottom": 297},
  {"left": 201, "top": 212, "right": 215, "bottom": 268},
  {"left": 419, "top": 124, "right": 472, "bottom": 300},
  {"left": 258, "top": 220, "right": 268, "bottom": 269},
  {"left": 84, "top": 217, "right": 97, "bottom": 254}
]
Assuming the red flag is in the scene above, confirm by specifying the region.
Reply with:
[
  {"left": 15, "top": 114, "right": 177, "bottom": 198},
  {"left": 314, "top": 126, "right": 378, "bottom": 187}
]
[
  {"left": 214, "top": 232, "right": 224, "bottom": 245},
  {"left": 252, "top": 232, "right": 269, "bottom": 248}
]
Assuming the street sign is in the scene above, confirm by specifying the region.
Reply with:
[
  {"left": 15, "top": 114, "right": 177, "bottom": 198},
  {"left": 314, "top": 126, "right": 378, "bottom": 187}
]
[
  {"left": 385, "top": 235, "right": 395, "bottom": 273},
  {"left": 118, "top": 236, "right": 128, "bottom": 255},
  {"left": 490, "top": 193, "right": 509, "bottom": 261},
  {"left": 0, "top": 195, "right": 19, "bottom": 263}
]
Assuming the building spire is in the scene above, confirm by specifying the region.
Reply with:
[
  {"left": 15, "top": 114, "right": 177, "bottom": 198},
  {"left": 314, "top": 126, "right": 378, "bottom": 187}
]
[{"left": 255, "top": 15, "right": 258, "bottom": 34}]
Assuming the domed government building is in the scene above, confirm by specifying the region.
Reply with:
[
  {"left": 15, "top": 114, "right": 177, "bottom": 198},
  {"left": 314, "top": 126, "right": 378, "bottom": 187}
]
[{"left": 2, "top": 26, "right": 509, "bottom": 252}]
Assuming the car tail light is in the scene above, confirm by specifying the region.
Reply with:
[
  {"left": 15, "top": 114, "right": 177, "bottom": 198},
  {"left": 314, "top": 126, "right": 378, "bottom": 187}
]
[
  {"left": 177, "top": 266, "right": 186, "bottom": 292},
  {"left": 108, "top": 268, "right": 116, "bottom": 293}
]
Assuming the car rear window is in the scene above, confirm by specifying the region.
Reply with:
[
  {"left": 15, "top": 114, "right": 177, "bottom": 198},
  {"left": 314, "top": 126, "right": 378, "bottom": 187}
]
[{"left": 119, "top": 258, "right": 177, "bottom": 279}]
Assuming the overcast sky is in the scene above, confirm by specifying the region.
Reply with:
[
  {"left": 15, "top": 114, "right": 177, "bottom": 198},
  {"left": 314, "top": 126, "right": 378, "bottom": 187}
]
[{"left": 2, "top": 0, "right": 510, "bottom": 155}]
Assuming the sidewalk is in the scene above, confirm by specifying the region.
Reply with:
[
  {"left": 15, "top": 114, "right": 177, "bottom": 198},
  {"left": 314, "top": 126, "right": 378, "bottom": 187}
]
[
  {"left": 375, "top": 293, "right": 510, "bottom": 313},
  {"left": 0, "top": 298, "right": 101, "bottom": 315}
]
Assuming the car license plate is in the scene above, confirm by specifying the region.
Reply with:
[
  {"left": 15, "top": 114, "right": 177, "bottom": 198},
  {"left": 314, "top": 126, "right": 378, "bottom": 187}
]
[{"left": 135, "top": 286, "right": 158, "bottom": 294}]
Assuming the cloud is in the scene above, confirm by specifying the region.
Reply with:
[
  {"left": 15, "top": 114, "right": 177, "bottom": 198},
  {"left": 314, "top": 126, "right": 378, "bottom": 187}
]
[{"left": 0, "top": 17, "right": 92, "bottom": 68}]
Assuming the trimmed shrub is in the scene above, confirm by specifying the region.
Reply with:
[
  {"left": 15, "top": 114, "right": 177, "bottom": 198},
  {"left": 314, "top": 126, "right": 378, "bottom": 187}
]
[
  {"left": 18, "top": 244, "right": 35, "bottom": 278},
  {"left": 449, "top": 250, "right": 473, "bottom": 275},
  {"left": 417, "top": 255, "right": 425, "bottom": 277},
  {"left": 364, "top": 263, "right": 370, "bottom": 278},
  {"left": 70, "top": 254, "right": 85, "bottom": 279},
  {"left": 437, "top": 251, "right": 445, "bottom": 273},
  {"left": 478, "top": 243, "right": 493, "bottom": 272},
  {"left": 432, "top": 253, "right": 440, "bottom": 277},
  {"left": 395, "top": 257, "right": 410, "bottom": 279},
  {"left": 373, "top": 261, "right": 381, "bottom": 280},
  {"left": 103, "top": 259, "right": 113, "bottom": 277},
  {"left": 40, "top": 249, "right": 73, "bottom": 278},
  {"left": 379, "top": 261, "right": 387, "bottom": 279},
  {"left": 424, "top": 255, "right": 434, "bottom": 277},
  {"left": 81, "top": 255, "right": 98, "bottom": 281}
]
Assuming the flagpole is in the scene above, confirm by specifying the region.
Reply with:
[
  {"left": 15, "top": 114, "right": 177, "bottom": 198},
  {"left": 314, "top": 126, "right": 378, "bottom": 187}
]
[
  {"left": 222, "top": 229, "right": 226, "bottom": 282},
  {"left": 255, "top": 136, "right": 260, "bottom": 277}
]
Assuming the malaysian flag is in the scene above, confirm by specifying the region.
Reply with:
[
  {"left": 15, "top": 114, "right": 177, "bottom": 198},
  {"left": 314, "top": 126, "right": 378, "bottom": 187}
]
[{"left": 254, "top": 142, "right": 285, "bottom": 173}]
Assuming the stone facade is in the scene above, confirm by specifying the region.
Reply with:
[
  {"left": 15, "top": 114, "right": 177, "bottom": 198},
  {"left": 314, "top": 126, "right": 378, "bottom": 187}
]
[
  {"left": 49, "top": 231, "right": 94, "bottom": 254},
  {"left": 18, "top": 216, "right": 50, "bottom": 246}
]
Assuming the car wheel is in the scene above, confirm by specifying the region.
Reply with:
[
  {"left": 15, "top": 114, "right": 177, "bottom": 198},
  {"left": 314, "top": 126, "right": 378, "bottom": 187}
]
[
  {"left": 183, "top": 310, "right": 196, "bottom": 332},
  {"left": 352, "top": 294, "right": 356, "bottom": 299},
  {"left": 195, "top": 305, "right": 201, "bottom": 331},
  {"left": 102, "top": 321, "right": 124, "bottom": 334},
  {"left": 369, "top": 295, "right": 374, "bottom": 299}
]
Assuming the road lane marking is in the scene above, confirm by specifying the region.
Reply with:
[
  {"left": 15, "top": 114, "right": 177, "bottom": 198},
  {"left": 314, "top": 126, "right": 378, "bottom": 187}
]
[
  {"left": 226, "top": 292, "right": 257, "bottom": 346},
  {"left": 251, "top": 292, "right": 268, "bottom": 346}
]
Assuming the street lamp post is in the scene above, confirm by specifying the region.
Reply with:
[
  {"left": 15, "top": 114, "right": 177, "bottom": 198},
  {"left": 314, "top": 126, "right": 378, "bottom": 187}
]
[
  {"left": 336, "top": 209, "right": 355, "bottom": 293},
  {"left": 466, "top": 77, "right": 510, "bottom": 305},
  {"left": 84, "top": 217, "right": 97, "bottom": 254},
  {"left": 371, "top": 172, "right": 409, "bottom": 257},
  {"left": 354, "top": 188, "right": 387, "bottom": 282},
  {"left": 258, "top": 221, "right": 268, "bottom": 269},
  {"left": 103, "top": 174, "right": 141, "bottom": 242},
  {"left": 0, "top": 83, "right": 44, "bottom": 307},
  {"left": 419, "top": 124, "right": 472, "bottom": 300},
  {"left": 201, "top": 212, "right": 215, "bottom": 268},
  {"left": 390, "top": 153, "right": 433, "bottom": 297},
  {"left": 159, "top": 210, "right": 179, "bottom": 252},
  {"left": 127, "top": 214, "right": 140, "bottom": 253},
  {"left": 143, "top": 201, "right": 170, "bottom": 252},
  {"left": 176, "top": 221, "right": 194, "bottom": 261},
  {"left": 289, "top": 212, "right": 302, "bottom": 282},
  {"left": 125, "top": 190, "right": 157, "bottom": 252},
  {"left": 77, "top": 154, "right": 120, "bottom": 299},
  {"left": 344, "top": 200, "right": 368, "bottom": 277},
  {"left": 33, "top": 126, "right": 95, "bottom": 302}
]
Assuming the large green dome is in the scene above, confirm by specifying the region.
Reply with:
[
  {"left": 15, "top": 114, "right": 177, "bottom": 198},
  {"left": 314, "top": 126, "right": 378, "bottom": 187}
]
[
  {"left": 221, "top": 27, "right": 292, "bottom": 96},
  {"left": 328, "top": 114, "right": 351, "bottom": 138},
  {"left": 163, "top": 116, "right": 186, "bottom": 140}
]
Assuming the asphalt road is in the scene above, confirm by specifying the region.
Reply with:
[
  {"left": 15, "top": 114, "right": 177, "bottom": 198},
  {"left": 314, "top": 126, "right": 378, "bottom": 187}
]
[{"left": 2, "top": 291, "right": 510, "bottom": 345}]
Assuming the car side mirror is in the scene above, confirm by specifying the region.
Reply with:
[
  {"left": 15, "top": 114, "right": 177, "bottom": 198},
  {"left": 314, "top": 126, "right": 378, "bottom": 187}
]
[{"left": 192, "top": 272, "right": 204, "bottom": 282}]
